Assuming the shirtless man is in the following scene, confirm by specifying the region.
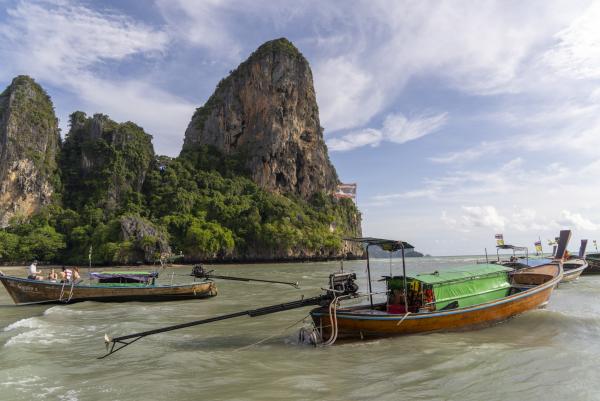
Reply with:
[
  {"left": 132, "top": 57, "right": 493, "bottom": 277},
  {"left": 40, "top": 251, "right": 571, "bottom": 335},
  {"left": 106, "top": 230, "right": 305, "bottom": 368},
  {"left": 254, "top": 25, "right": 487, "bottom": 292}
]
[
  {"left": 47, "top": 269, "right": 58, "bottom": 282},
  {"left": 72, "top": 267, "right": 81, "bottom": 282}
]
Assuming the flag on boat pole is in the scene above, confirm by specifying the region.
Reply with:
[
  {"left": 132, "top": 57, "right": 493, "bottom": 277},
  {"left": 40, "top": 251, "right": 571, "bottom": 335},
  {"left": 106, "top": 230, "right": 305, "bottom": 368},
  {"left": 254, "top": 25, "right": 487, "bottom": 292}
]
[
  {"left": 495, "top": 234, "right": 504, "bottom": 246},
  {"left": 594, "top": 240, "right": 598, "bottom": 251},
  {"left": 534, "top": 240, "right": 543, "bottom": 255}
]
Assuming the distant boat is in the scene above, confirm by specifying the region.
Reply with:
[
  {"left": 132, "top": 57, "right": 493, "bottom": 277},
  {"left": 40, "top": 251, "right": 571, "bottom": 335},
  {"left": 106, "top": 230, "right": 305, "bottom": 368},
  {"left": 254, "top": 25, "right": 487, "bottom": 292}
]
[
  {"left": 493, "top": 234, "right": 586, "bottom": 282},
  {"left": 0, "top": 271, "right": 217, "bottom": 305},
  {"left": 583, "top": 254, "right": 600, "bottom": 274}
]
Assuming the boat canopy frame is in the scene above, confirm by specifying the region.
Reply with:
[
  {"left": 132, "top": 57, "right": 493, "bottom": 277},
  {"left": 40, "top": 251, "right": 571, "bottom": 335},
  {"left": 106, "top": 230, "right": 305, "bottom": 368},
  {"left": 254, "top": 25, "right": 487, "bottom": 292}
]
[
  {"left": 496, "top": 244, "right": 529, "bottom": 265},
  {"left": 345, "top": 237, "right": 415, "bottom": 308}
]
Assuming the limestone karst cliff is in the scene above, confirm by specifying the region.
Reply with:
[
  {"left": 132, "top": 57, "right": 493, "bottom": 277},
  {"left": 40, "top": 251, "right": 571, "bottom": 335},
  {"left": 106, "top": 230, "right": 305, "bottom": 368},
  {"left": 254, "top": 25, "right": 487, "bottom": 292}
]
[
  {"left": 182, "top": 38, "right": 339, "bottom": 199},
  {"left": 0, "top": 38, "right": 362, "bottom": 264},
  {"left": 0, "top": 76, "right": 61, "bottom": 227},
  {"left": 60, "top": 111, "right": 155, "bottom": 213}
]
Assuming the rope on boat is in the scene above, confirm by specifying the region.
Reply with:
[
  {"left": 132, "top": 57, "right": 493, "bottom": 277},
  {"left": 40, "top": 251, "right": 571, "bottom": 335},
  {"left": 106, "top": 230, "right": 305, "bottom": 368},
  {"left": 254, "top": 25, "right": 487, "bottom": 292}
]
[
  {"left": 321, "top": 296, "right": 340, "bottom": 346},
  {"left": 396, "top": 311, "right": 411, "bottom": 326},
  {"left": 233, "top": 314, "right": 311, "bottom": 352}
]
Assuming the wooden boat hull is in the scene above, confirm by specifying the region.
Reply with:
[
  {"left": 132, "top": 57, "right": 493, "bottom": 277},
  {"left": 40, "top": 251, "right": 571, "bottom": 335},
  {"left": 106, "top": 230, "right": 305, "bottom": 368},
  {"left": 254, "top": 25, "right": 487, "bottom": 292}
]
[
  {"left": 311, "top": 264, "right": 561, "bottom": 340},
  {"left": 0, "top": 274, "right": 217, "bottom": 305},
  {"left": 582, "top": 254, "right": 600, "bottom": 274},
  {"left": 561, "top": 259, "right": 588, "bottom": 282}
]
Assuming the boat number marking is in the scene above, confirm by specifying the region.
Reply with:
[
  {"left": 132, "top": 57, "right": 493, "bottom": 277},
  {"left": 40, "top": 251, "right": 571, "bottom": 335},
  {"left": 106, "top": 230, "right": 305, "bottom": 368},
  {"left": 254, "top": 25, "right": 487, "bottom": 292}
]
[{"left": 15, "top": 284, "right": 39, "bottom": 292}]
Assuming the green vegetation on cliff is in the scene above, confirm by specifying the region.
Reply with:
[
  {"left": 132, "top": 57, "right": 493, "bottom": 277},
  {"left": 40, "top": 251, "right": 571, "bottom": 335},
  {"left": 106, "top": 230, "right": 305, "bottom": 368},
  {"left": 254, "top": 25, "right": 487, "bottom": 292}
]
[
  {"left": 0, "top": 116, "right": 360, "bottom": 264},
  {"left": 61, "top": 112, "right": 154, "bottom": 214},
  {"left": 1, "top": 43, "right": 362, "bottom": 265}
]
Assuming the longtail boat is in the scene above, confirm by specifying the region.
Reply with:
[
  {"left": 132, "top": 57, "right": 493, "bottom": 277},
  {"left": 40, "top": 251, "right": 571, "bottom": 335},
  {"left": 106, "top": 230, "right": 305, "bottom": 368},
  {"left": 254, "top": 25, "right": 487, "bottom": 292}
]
[
  {"left": 309, "top": 236, "right": 564, "bottom": 342},
  {"left": 560, "top": 239, "right": 589, "bottom": 281},
  {"left": 100, "top": 233, "right": 568, "bottom": 358},
  {"left": 582, "top": 241, "right": 600, "bottom": 274},
  {"left": 0, "top": 270, "right": 217, "bottom": 305},
  {"left": 493, "top": 233, "right": 586, "bottom": 282},
  {"left": 583, "top": 255, "right": 600, "bottom": 274}
]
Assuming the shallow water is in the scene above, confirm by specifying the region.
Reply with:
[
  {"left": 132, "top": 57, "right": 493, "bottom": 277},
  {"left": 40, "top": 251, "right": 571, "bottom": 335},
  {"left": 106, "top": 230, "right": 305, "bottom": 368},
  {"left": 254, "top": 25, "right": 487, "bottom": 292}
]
[{"left": 1, "top": 257, "right": 600, "bottom": 401}]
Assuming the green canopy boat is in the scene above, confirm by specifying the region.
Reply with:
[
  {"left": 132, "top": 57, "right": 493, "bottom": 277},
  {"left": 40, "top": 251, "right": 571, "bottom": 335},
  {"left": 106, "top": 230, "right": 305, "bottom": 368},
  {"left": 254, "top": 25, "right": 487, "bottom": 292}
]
[{"left": 387, "top": 264, "right": 513, "bottom": 312}]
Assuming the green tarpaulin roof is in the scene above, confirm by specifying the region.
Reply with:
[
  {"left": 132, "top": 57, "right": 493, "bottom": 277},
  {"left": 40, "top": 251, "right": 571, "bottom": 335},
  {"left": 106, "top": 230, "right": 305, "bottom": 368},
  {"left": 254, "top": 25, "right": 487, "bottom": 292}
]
[
  {"left": 99, "top": 271, "right": 154, "bottom": 275},
  {"left": 411, "top": 264, "right": 512, "bottom": 285}
]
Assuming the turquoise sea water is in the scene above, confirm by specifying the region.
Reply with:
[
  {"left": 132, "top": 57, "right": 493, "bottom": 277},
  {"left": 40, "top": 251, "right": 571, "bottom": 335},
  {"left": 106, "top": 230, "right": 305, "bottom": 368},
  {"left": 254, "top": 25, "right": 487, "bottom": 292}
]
[{"left": 1, "top": 257, "right": 599, "bottom": 401}]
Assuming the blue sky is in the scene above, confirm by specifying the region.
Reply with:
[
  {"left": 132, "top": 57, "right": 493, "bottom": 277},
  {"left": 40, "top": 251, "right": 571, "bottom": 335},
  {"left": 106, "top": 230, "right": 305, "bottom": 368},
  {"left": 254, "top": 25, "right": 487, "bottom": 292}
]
[{"left": 2, "top": 0, "right": 600, "bottom": 255}]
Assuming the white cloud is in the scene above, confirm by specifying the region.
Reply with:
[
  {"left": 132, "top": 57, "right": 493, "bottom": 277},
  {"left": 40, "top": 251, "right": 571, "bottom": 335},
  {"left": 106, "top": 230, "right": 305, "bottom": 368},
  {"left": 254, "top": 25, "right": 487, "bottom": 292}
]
[
  {"left": 327, "top": 112, "right": 447, "bottom": 152},
  {"left": 310, "top": 1, "right": 590, "bottom": 131},
  {"left": 382, "top": 112, "right": 448, "bottom": 144},
  {"left": 0, "top": 0, "right": 168, "bottom": 76},
  {"left": 0, "top": 0, "right": 195, "bottom": 155},
  {"left": 326, "top": 128, "right": 382, "bottom": 152},
  {"left": 460, "top": 206, "right": 506, "bottom": 231},
  {"left": 557, "top": 210, "right": 599, "bottom": 230},
  {"left": 154, "top": 0, "right": 242, "bottom": 59},
  {"left": 543, "top": 2, "right": 600, "bottom": 80},
  {"left": 315, "top": 57, "right": 383, "bottom": 132}
]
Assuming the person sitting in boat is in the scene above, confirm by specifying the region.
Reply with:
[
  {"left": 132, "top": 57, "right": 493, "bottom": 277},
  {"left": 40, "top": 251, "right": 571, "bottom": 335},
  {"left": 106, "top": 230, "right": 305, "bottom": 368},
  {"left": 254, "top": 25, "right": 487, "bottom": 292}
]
[
  {"left": 387, "top": 288, "right": 407, "bottom": 314},
  {"left": 47, "top": 268, "right": 58, "bottom": 282},
  {"left": 27, "top": 261, "right": 42, "bottom": 280},
  {"left": 60, "top": 266, "right": 73, "bottom": 283},
  {"left": 72, "top": 267, "right": 81, "bottom": 283}
]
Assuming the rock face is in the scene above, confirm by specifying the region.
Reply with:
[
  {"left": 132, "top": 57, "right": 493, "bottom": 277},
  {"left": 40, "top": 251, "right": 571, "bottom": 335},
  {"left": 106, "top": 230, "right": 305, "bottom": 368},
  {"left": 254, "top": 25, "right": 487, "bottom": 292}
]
[
  {"left": 118, "top": 215, "right": 171, "bottom": 263},
  {"left": 0, "top": 76, "right": 61, "bottom": 227},
  {"left": 61, "top": 112, "right": 154, "bottom": 212},
  {"left": 182, "top": 38, "right": 339, "bottom": 199}
]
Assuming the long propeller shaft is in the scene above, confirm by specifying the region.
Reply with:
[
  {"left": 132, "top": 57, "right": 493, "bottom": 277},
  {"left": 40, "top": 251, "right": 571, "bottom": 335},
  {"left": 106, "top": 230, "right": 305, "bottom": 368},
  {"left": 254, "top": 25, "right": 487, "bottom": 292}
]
[
  {"left": 100, "top": 294, "right": 329, "bottom": 358},
  {"left": 203, "top": 274, "right": 300, "bottom": 288}
]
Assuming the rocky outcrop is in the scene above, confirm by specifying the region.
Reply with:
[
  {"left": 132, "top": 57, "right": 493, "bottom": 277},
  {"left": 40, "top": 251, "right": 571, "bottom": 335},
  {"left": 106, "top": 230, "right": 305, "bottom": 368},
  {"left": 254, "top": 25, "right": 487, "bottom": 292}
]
[
  {"left": 118, "top": 215, "right": 171, "bottom": 263},
  {"left": 182, "top": 38, "right": 339, "bottom": 199},
  {"left": 61, "top": 112, "right": 154, "bottom": 212},
  {"left": 0, "top": 76, "right": 60, "bottom": 227}
]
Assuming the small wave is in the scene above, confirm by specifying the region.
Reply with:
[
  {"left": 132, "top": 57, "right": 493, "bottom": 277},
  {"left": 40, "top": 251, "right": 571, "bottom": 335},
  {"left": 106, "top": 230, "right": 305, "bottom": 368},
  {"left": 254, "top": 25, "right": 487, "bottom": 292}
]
[
  {"left": 4, "top": 328, "right": 69, "bottom": 347},
  {"left": 0, "top": 376, "right": 40, "bottom": 387},
  {"left": 4, "top": 317, "right": 47, "bottom": 332},
  {"left": 44, "top": 306, "right": 85, "bottom": 316},
  {"left": 58, "top": 389, "right": 80, "bottom": 401}
]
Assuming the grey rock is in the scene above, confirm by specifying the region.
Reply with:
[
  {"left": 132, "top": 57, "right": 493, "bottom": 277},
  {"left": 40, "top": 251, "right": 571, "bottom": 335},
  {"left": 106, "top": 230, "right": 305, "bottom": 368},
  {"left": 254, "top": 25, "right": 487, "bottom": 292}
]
[
  {"left": 182, "top": 38, "right": 339, "bottom": 199},
  {"left": 118, "top": 215, "right": 171, "bottom": 263},
  {"left": 0, "top": 76, "right": 60, "bottom": 227}
]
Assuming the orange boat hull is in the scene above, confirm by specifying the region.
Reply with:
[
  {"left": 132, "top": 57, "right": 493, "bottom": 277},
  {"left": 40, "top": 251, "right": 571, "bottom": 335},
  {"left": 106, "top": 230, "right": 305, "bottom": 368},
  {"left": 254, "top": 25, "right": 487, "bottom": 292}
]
[{"left": 311, "top": 264, "right": 561, "bottom": 340}]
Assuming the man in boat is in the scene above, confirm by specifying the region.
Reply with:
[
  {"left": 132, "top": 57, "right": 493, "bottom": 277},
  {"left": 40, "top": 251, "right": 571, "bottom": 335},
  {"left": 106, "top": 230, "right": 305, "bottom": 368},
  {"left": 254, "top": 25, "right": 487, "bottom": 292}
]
[
  {"left": 47, "top": 269, "right": 58, "bottom": 282},
  {"left": 72, "top": 267, "right": 81, "bottom": 283},
  {"left": 60, "top": 266, "right": 73, "bottom": 283},
  {"left": 27, "top": 261, "right": 42, "bottom": 280}
]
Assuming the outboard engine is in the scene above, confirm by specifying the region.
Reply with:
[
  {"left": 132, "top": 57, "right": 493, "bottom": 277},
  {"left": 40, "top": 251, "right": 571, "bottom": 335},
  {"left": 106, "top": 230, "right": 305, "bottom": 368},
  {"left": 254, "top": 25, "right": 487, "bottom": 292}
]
[
  {"left": 191, "top": 265, "right": 208, "bottom": 278},
  {"left": 327, "top": 272, "right": 359, "bottom": 297}
]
